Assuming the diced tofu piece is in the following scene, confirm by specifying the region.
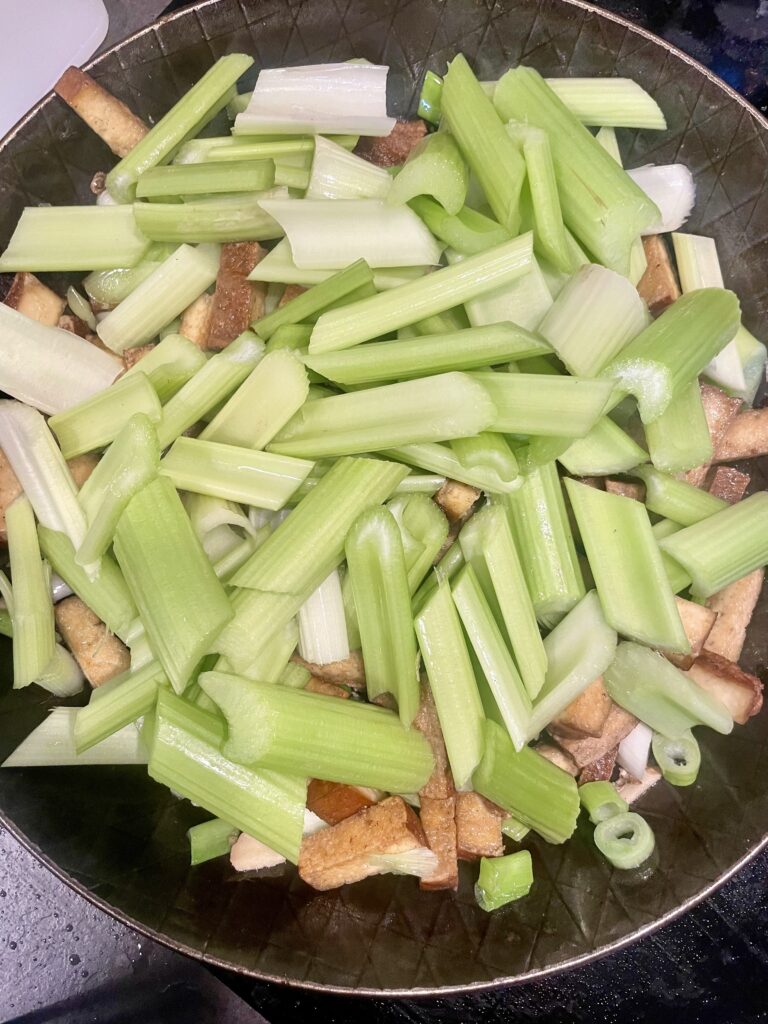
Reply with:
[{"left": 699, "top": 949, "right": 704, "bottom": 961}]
[
  {"left": 67, "top": 453, "right": 99, "bottom": 489},
  {"left": 434, "top": 479, "right": 480, "bottom": 524},
  {"left": 54, "top": 66, "right": 148, "bottom": 157},
  {"left": 304, "top": 677, "right": 349, "bottom": 699},
  {"left": 278, "top": 283, "right": 307, "bottom": 308},
  {"left": 179, "top": 293, "right": 214, "bottom": 348},
  {"left": 574, "top": 476, "right": 605, "bottom": 490},
  {"left": 549, "top": 676, "right": 613, "bottom": 738},
  {"left": 419, "top": 795, "right": 458, "bottom": 891},
  {"left": 707, "top": 465, "right": 750, "bottom": 504},
  {"left": 705, "top": 568, "right": 764, "bottom": 662},
  {"left": 685, "top": 385, "right": 742, "bottom": 486},
  {"left": 298, "top": 795, "right": 428, "bottom": 890},
  {"left": 207, "top": 242, "right": 267, "bottom": 351},
  {"left": 355, "top": 119, "right": 428, "bottom": 167},
  {"left": 54, "top": 596, "right": 130, "bottom": 687},
  {"left": 122, "top": 344, "right": 156, "bottom": 371},
  {"left": 551, "top": 703, "right": 638, "bottom": 768},
  {"left": 230, "top": 832, "right": 285, "bottom": 872},
  {"left": 291, "top": 650, "right": 365, "bottom": 688},
  {"left": 306, "top": 779, "right": 378, "bottom": 824},
  {"left": 57, "top": 313, "right": 90, "bottom": 338},
  {"left": 414, "top": 680, "right": 455, "bottom": 798},
  {"left": 615, "top": 766, "right": 662, "bottom": 804},
  {"left": 637, "top": 235, "right": 680, "bottom": 316},
  {"left": 665, "top": 596, "right": 717, "bottom": 670},
  {"left": 579, "top": 746, "right": 618, "bottom": 784},
  {"left": 685, "top": 651, "right": 763, "bottom": 725},
  {"left": 604, "top": 479, "right": 645, "bottom": 502},
  {"left": 535, "top": 741, "right": 579, "bottom": 776},
  {"left": 714, "top": 408, "right": 768, "bottom": 463},
  {"left": 4, "top": 272, "right": 65, "bottom": 326},
  {"left": 455, "top": 791, "right": 505, "bottom": 860}
]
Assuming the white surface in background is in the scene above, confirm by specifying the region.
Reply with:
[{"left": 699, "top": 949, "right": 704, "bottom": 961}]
[{"left": 0, "top": 0, "right": 109, "bottom": 138}]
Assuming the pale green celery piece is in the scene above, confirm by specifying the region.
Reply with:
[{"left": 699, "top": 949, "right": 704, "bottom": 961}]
[
  {"left": 114, "top": 477, "right": 233, "bottom": 693},
  {"left": 156, "top": 331, "right": 265, "bottom": 448},
  {"left": 386, "top": 494, "right": 449, "bottom": 596},
  {"left": 269, "top": 372, "right": 497, "bottom": 459},
  {"left": 537, "top": 263, "right": 648, "bottom": 377},
  {"left": 387, "top": 133, "right": 468, "bottom": 215},
  {"left": 470, "top": 371, "right": 614, "bottom": 438},
  {"left": 2, "top": 708, "right": 147, "bottom": 767},
  {"left": 133, "top": 194, "right": 284, "bottom": 244},
  {"left": 504, "top": 460, "right": 586, "bottom": 622},
  {"left": 449, "top": 248, "right": 554, "bottom": 333},
  {"left": 65, "top": 286, "right": 96, "bottom": 331},
  {"left": 83, "top": 244, "right": 176, "bottom": 306},
  {"left": 595, "top": 125, "right": 622, "bottom": 162},
  {"left": 183, "top": 492, "right": 254, "bottom": 563},
  {"left": 473, "top": 720, "right": 580, "bottom": 844},
  {"left": 346, "top": 507, "right": 419, "bottom": 725},
  {"left": 452, "top": 564, "right": 532, "bottom": 751},
  {"left": 545, "top": 78, "right": 667, "bottom": 129},
  {"left": 201, "top": 671, "right": 433, "bottom": 792},
  {"left": 188, "top": 818, "right": 238, "bottom": 865},
  {"left": 558, "top": 417, "right": 648, "bottom": 476},
  {"left": 74, "top": 660, "right": 166, "bottom": 752},
  {"left": 451, "top": 433, "right": 519, "bottom": 486},
  {"left": 0, "top": 610, "right": 12, "bottom": 637},
  {"left": 149, "top": 689, "right": 306, "bottom": 863},
  {"left": 107, "top": 54, "right": 254, "bottom": 202},
  {"left": 566, "top": 478, "right": 689, "bottom": 652},
  {"left": 6, "top": 497, "right": 55, "bottom": 688},
  {"left": 25, "top": 643, "right": 82, "bottom": 698},
  {"left": 409, "top": 196, "right": 510, "bottom": 255},
  {"left": 307, "top": 135, "right": 391, "bottom": 199},
  {"left": 120, "top": 334, "right": 207, "bottom": 403},
  {"left": 412, "top": 540, "right": 465, "bottom": 616},
  {"left": 384, "top": 442, "right": 521, "bottom": 495},
  {"left": 304, "top": 323, "right": 548, "bottom": 387},
  {"left": 223, "top": 618, "right": 298, "bottom": 685},
  {"left": 136, "top": 159, "right": 274, "bottom": 198},
  {"left": 522, "top": 435, "right": 576, "bottom": 469},
  {"left": 279, "top": 662, "right": 312, "bottom": 688},
  {"left": 651, "top": 519, "right": 691, "bottom": 594},
  {"left": 48, "top": 373, "right": 161, "bottom": 460},
  {"left": 579, "top": 781, "right": 628, "bottom": 824},
  {"left": 604, "top": 641, "right": 733, "bottom": 736},
  {"left": 494, "top": 67, "right": 659, "bottom": 275},
  {"left": 250, "top": 240, "right": 425, "bottom": 291},
  {"left": 509, "top": 123, "right": 572, "bottom": 273},
  {"left": 501, "top": 816, "right": 531, "bottom": 842},
  {"left": 200, "top": 350, "right": 309, "bottom": 449},
  {"left": 97, "top": 243, "right": 220, "bottom": 354},
  {"left": 417, "top": 70, "right": 443, "bottom": 124},
  {"left": 309, "top": 234, "right": 534, "bottom": 353},
  {"left": 643, "top": 379, "right": 712, "bottom": 473},
  {"left": 411, "top": 307, "right": 470, "bottom": 336},
  {"left": 266, "top": 324, "right": 314, "bottom": 353},
  {"left": 629, "top": 236, "right": 648, "bottom": 287},
  {"left": 602, "top": 289, "right": 742, "bottom": 423},
  {"left": 658, "top": 492, "right": 768, "bottom": 598},
  {"left": 212, "top": 535, "right": 263, "bottom": 583},
  {"left": 729, "top": 324, "right": 767, "bottom": 406},
  {"left": 0, "top": 206, "right": 150, "bottom": 272},
  {"left": 441, "top": 54, "right": 526, "bottom": 234},
  {"left": 160, "top": 437, "right": 312, "bottom": 511},
  {"left": 475, "top": 850, "right": 534, "bottom": 912},
  {"left": 632, "top": 465, "right": 727, "bottom": 526},
  {"left": 527, "top": 590, "right": 617, "bottom": 740}
]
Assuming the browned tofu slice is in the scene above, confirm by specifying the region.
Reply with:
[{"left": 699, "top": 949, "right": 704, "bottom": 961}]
[
  {"left": 604, "top": 479, "right": 645, "bottom": 502},
  {"left": 57, "top": 313, "right": 90, "bottom": 338},
  {"left": 535, "top": 741, "right": 579, "bottom": 776},
  {"left": 685, "top": 651, "right": 763, "bottom": 725},
  {"left": 419, "top": 795, "right": 459, "bottom": 891},
  {"left": 298, "top": 795, "right": 429, "bottom": 890},
  {"left": 551, "top": 702, "right": 638, "bottom": 768},
  {"left": 616, "top": 766, "right": 662, "bottom": 804},
  {"left": 434, "top": 479, "right": 480, "bottom": 524},
  {"left": 121, "top": 344, "right": 156, "bottom": 371},
  {"left": 4, "top": 272, "right": 65, "bottom": 326},
  {"left": 278, "top": 283, "right": 307, "bottom": 308},
  {"left": 455, "top": 791, "right": 505, "bottom": 860},
  {"left": 179, "top": 293, "right": 214, "bottom": 348},
  {"left": 579, "top": 746, "right": 618, "bottom": 784},
  {"left": 68, "top": 453, "right": 99, "bottom": 489},
  {"left": 549, "top": 677, "right": 613, "bottom": 738},
  {"left": 54, "top": 596, "right": 130, "bottom": 687},
  {"left": 207, "top": 242, "right": 267, "bottom": 351},
  {"left": 291, "top": 650, "right": 365, "bottom": 688},
  {"left": 306, "top": 779, "right": 378, "bottom": 824},
  {"left": 705, "top": 568, "right": 764, "bottom": 662},
  {"left": 706, "top": 465, "right": 750, "bottom": 504},
  {"left": 304, "top": 677, "right": 350, "bottom": 699},
  {"left": 684, "top": 385, "right": 743, "bottom": 486},
  {"left": 355, "top": 119, "right": 427, "bottom": 167},
  {"left": 665, "top": 596, "right": 717, "bottom": 670},
  {"left": 414, "top": 680, "right": 455, "bottom": 798},
  {"left": 714, "top": 408, "right": 768, "bottom": 462},
  {"left": 54, "top": 66, "right": 148, "bottom": 157},
  {"left": 637, "top": 235, "right": 680, "bottom": 316}
]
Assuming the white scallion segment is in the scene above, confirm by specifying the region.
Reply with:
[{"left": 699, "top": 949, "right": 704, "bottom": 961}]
[
  {"left": 671, "top": 232, "right": 746, "bottom": 392},
  {"left": 3, "top": 709, "right": 146, "bottom": 767},
  {"left": 447, "top": 249, "right": 553, "bottom": 332},
  {"left": 544, "top": 78, "right": 667, "bottom": 129},
  {"left": 6, "top": 496, "right": 55, "bottom": 688},
  {"left": 627, "top": 165, "right": 695, "bottom": 235},
  {"left": 34, "top": 644, "right": 85, "bottom": 698},
  {"left": 307, "top": 135, "right": 391, "bottom": 199},
  {"left": 617, "top": 722, "right": 653, "bottom": 781},
  {"left": 247, "top": 239, "right": 426, "bottom": 290},
  {"left": 0, "top": 303, "right": 120, "bottom": 416},
  {"left": 235, "top": 63, "right": 395, "bottom": 136},
  {"left": 297, "top": 569, "right": 350, "bottom": 666},
  {"left": 258, "top": 199, "right": 442, "bottom": 270},
  {"left": 537, "top": 263, "right": 648, "bottom": 377},
  {"left": 96, "top": 243, "right": 221, "bottom": 354}
]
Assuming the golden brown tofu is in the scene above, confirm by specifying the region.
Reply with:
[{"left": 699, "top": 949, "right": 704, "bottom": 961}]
[
  {"left": 306, "top": 779, "right": 378, "bottom": 824},
  {"left": 714, "top": 408, "right": 768, "bottom": 463},
  {"left": 705, "top": 568, "right": 764, "bottom": 662},
  {"left": 54, "top": 596, "right": 130, "bottom": 687},
  {"left": 121, "top": 344, "right": 156, "bottom": 371},
  {"left": 278, "top": 283, "right": 308, "bottom": 308},
  {"left": 637, "top": 235, "right": 680, "bottom": 316},
  {"left": 707, "top": 465, "right": 750, "bottom": 504},
  {"left": 685, "top": 651, "right": 763, "bottom": 725},
  {"left": 291, "top": 650, "right": 366, "bottom": 688},
  {"left": 604, "top": 479, "right": 646, "bottom": 502},
  {"left": 455, "top": 792, "right": 505, "bottom": 860},
  {"left": 685, "top": 385, "right": 742, "bottom": 486},
  {"left": 535, "top": 741, "right": 579, "bottom": 776},
  {"left": 414, "top": 680, "right": 455, "bottom": 798},
  {"left": 179, "top": 293, "right": 214, "bottom": 348},
  {"left": 434, "top": 479, "right": 480, "bottom": 524},
  {"left": 207, "top": 242, "right": 267, "bottom": 350},
  {"left": 665, "top": 596, "right": 717, "bottom": 670},
  {"left": 355, "top": 119, "right": 427, "bottom": 167},
  {"left": 549, "top": 677, "right": 613, "bottom": 738},
  {"left": 579, "top": 746, "right": 618, "bottom": 784},
  {"left": 54, "top": 66, "right": 148, "bottom": 157},
  {"left": 4, "top": 272, "right": 65, "bottom": 326},
  {"left": 551, "top": 703, "right": 638, "bottom": 768},
  {"left": 304, "top": 677, "right": 350, "bottom": 699},
  {"left": 418, "top": 795, "right": 458, "bottom": 891},
  {"left": 616, "top": 766, "right": 662, "bottom": 804},
  {"left": 57, "top": 313, "right": 90, "bottom": 338},
  {"left": 67, "top": 453, "right": 99, "bottom": 489}
]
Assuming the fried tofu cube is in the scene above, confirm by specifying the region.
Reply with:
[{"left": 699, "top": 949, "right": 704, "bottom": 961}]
[
  {"left": 535, "top": 741, "right": 579, "bottom": 776},
  {"left": 291, "top": 650, "right": 366, "bottom": 689},
  {"left": 684, "top": 385, "right": 742, "bottom": 486},
  {"left": 685, "top": 651, "right": 763, "bottom": 725},
  {"left": 304, "top": 677, "right": 350, "bottom": 699},
  {"left": 705, "top": 568, "right": 764, "bottom": 662},
  {"left": 419, "top": 795, "right": 458, "bottom": 891},
  {"left": 278, "top": 283, "right": 308, "bottom": 308},
  {"left": 616, "top": 766, "right": 662, "bottom": 804},
  {"left": 207, "top": 242, "right": 267, "bottom": 350},
  {"left": 604, "top": 479, "right": 646, "bottom": 502},
  {"left": 355, "top": 119, "right": 427, "bottom": 167},
  {"left": 549, "top": 677, "right": 613, "bottom": 738},
  {"left": 551, "top": 702, "right": 638, "bottom": 768},
  {"left": 179, "top": 293, "right": 214, "bottom": 348},
  {"left": 665, "top": 596, "right": 717, "bottom": 670},
  {"left": 637, "top": 235, "right": 680, "bottom": 316},
  {"left": 306, "top": 779, "right": 378, "bottom": 824},
  {"left": 579, "top": 746, "right": 618, "bottom": 784},
  {"left": 434, "top": 479, "right": 480, "bottom": 524},
  {"left": 54, "top": 66, "right": 148, "bottom": 157},
  {"left": 714, "top": 408, "right": 768, "bottom": 463},
  {"left": 707, "top": 465, "right": 750, "bottom": 505},
  {"left": 414, "top": 680, "right": 455, "bottom": 798},
  {"left": 54, "top": 596, "right": 130, "bottom": 687},
  {"left": 455, "top": 792, "right": 505, "bottom": 860},
  {"left": 4, "top": 272, "right": 65, "bottom": 326}
]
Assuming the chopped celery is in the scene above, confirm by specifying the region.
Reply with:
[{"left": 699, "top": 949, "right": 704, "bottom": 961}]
[
  {"left": 652, "top": 730, "right": 700, "bottom": 787},
  {"left": 644, "top": 380, "right": 713, "bottom": 473},
  {"left": 136, "top": 160, "right": 274, "bottom": 198},
  {"left": 545, "top": 78, "right": 666, "bottom": 129},
  {"left": 633, "top": 465, "right": 727, "bottom": 526},
  {"left": 410, "top": 197, "right": 510, "bottom": 255},
  {"left": 451, "top": 433, "right": 519, "bottom": 486},
  {"left": 471, "top": 371, "right": 614, "bottom": 437},
  {"left": 3, "top": 709, "right": 145, "bottom": 767},
  {"left": 121, "top": 333, "right": 207, "bottom": 403},
  {"left": 0, "top": 610, "right": 12, "bottom": 638},
  {"left": 307, "top": 136, "right": 391, "bottom": 200},
  {"left": 228, "top": 618, "right": 299, "bottom": 684},
  {"left": 558, "top": 417, "right": 648, "bottom": 476},
  {"left": 579, "top": 781, "right": 628, "bottom": 824},
  {"left": 384, "top": 442, "right": 522, "bottom": 494},
  {"left": 188, "top": 818, "right": 238, "bottom": 865},
  {"left": 387, "top": 133, "right": 468, "bottom": 215},
  {"left": 411, "top": 307, "right": 470, "bottom": 335},
  {"left": 386, "top": 494, "right": 449, "bottom": 595},
  {"left": 279, "top": 662, "right": 312, "bottom": 689},
  {"left": 251, "top": 240, "right": 424, "bottom": 290},
  {"left": 83, "top": 244, "right": 176, "bottom": 306},
  {"left": 475, "top": 850, "right": 534, "bottom": 911},
  {"left": 418, "top": 70, "right": 444, "bottom": 124},
  {"left": 729, "top": 324, "right": 767, "bottom": 406},
  {"left": 6, "top": 496, "right": 55, "bottom": 688},
  {"left": 134, "top": 192, "right": 284, "bottom": 244},
  {"left": 74, "top": 661, "right": 166, "bottom": 753},
  {"left": 296, "top": 571, "right": 348, "bottom": 667},
  {"left": 510, "top": 124, "right": 572, "bottom": 273},
  {"left": 412, "top": 540, "right": 465, "bottom": 615},
  {"left": 457, "top": 250, "right": 554, "bottom": 333},
  {"left": 501, "top": 816, "right": 531, "bottom": 842},
  {"left": 651, "top": 520, "right": 691, "bottom": 595}
]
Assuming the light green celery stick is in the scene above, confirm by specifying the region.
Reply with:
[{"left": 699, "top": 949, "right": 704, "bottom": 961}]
[
  {"left": 595, "top": 125, "right": 622, "bottom": 162},
  {"left": 107, "top": 54, "right": 254, "bottom": 202},
  {"left": 346, "top": 507, "right": 419, "bottom": 725},
  {"left": 411, "top": 307, "right": 470, "bottom": 336},
  {"left": 412, "top": 540, "right": 465, "bottom": 616},
  {"left": 133, "top": 194, "right": 283, "bottom": 244},
  {"left": 502, "top": 816, "right": 531, "bottom": 842},
  {"left": 136, "top": 160, "right": 274, "bottom": 199},
  {"left": 651, "top": 520, "right": 691, "bottom": 594},
  {"left": 279, "top": 662, "right": 312, "bottom": 688},
  {"left": 605, "top": 642, "right": 732, "bottom": 736},
  {"left": 566, "top": 479, "right": 688, "bottom": 652},
  {"left": 0, "top": 206, "right": 150, "bottom": 272},
  {"left": 160, "top": 437, "right": 312, "bottom": 510},
  {"left": 544, "top": 78, "right": 666, "bottom": 129},
  {"left": 386, "top": 494, "right": 449, "bottom": 595},
  {"left": 414, "top": 580, "right": 485, "bottom": 787},
  {"left": 48, "top": 373, "right": 161, "bottom": 460},
  {"left": 537, "top": 264, "right": 648, "bottom": 377},
  {"left": 387, "top": 133, "right": 468, "bottom": 214},
  {"left": 184, "top": 492, "right": 254, "bottom": 563},
  {"left": 121, "top": 334, "right": 207, "bottom": 402},
  {"left": 603, "top": 289, "right": 741, "bottom": 423},
  {"left": 201, "top": 672, "right": 433, "bottom": 792},
  {"left": 558, "top": 417, "right": 648, "bottom": 476},
  {"left": 6, "top": 497, "right": 55, "bottom": 687},
  {"left": 156, "top": 331, "right": 265, "bottom": 448},
  {"left": 451, "top": 433, "right": 519, "bottom": 486},
  {"left": 188, "top": 818, "right": 238, "bottom": 865},
  {"left": 658, "top": 492, "right": 768, "bottom": 598},
  {"left": 441, "top": 54, "right": 526, "bottom": 233},
  {"left": 1, "top": 707, "right": 144, "bottom": 767},
  {"left": 0, "top": 610, "right": 12, "bottom": 637},
  {"left": 509, "top": 124, "right": 572, "bottom": 273},
  {"left": 396, "top": 474, "right": 445, "bottom": 494},
  {"left": 418, "top": 70, "right": 443, "bottom": 124},
  {"left": 307, "top": 135, "right": 390, "bottom": 199},
  {"left": 382, "top": 442, "right": 521, "bottom": 494},
  {"left": 74, "top": 661, "right": 166, "bottom": 752},
  {"left": 409, "top": 197, "right": 510, "bottom": 255},
  {"left": 473, "top": 720, "right": 579, "bottom": 844},
  {"left": 729, "top": 324, "right": 767, "bottom": 406},
  {"left": 527, "top": 590, "right": 617, "bottom": 739},
  {"left": 475, "top": 850, "right": 534, "bottom": 911},
  {"left": 200, "top": 350, "right": 309, "bottom": 448},
  {"left": 82, "top": 244, "right": 176, "bottom": 306},
  {"left": 643, "top": 379, "right": 712, "bottom": 473},
  {"left": 470, "top": 371, "right": 614, "bottom": 438},
  {"left": 593, "top": 128, "right": 647, "bottom": 286},
  {"left": 632, "top": 465, "right": 727, "bottom": 526},
  {"left": 448, "top": 249, "right": 554, "bottom": 332},
  {"left": 266, "top": 324, "right": 313, "bottom": 353},
  {"left": 223, "top": 618, "right": 298, "bottom": 685},
  {"left": 309, "top": 234, "right": 534, "bottom": 353},
  {"left": 494, "top": 68, "right": 659, "bottom": 275},
  {"left": 149, "top": 689, "right": 306, "bottom": 863},
  {"left": 114, "top": 477, "right": 232, "bottom": 692},
  {"left": 97, "top": 243, "right": 220, "bottom": 354}
]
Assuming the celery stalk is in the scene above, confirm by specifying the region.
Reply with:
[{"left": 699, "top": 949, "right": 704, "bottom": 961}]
[
  {"left": 83, "top": 244, "right": 176, "bottom": 306},
  {"left": 6, "top": 496, "right": 55, "bottom": 687},
  {"left": 729, "top": 324, "right": 767, "bottom": 406},
  {"left": 544, "top": 78, "right": 666, "bottom": 129},
  {"left": 3, "top": 709, "right": 143, "bottom": 767},
  {"left": 558, "top": 417, "right": 648, "bottom": 476},
  {"left": 307, "top": 135, "right": 391, "bottom": 200},
  {"left": 387, "top": 133, "right": 468, "bottom": 215},
  {"left": 452, "top": 250, "right": 554, "bottom": 333},
  {"left": 188, "top": 818, "right": 238, "bottom": 865},
  {"left": 451, "top": 433, "right": 519, "bottom": 486},
  {"left": 418, "top": 70, "right": 443, "bottom": 124},
  {"left": 386, "top": 494, "right": 449, "bottom": 595},
  {"left": 511, "top": 124, "right": 573, "bottom": 273},
  {"left": 74, "top": 661, "right": 166, "bottom": 752},
  {"left": 136, "top": 159, "right": 274, "bottom": 199},
  {"left": 409, "top": 196, "right": 510, "bottom": 255},
  {"left": 226, "top": 618, "right": 299, "bottom": 684},
  {"left": 251, "top": 240, "right": 423, "bottom": 291},
  {"left": 412, "top": 540, "right": 464, "bottom": 615},
  {"left": 121, "top": 333, "right": 207, "bottom": 402},
  {"left": 384, "top": 442, "right": 522, "bottom": 494},
  {"left": 471, "top": 371, "right": 614, "bottom": 438},
  {"left": 133, "top": 194, "right": 283, "bottom": 244},
  {"left": 633, "top": 465, "right": 727, "bottom": 526},
  {"left": 651, "top": 520, "right": 691, "bottom": 595},
  {"left": 643, "top": 379, "right": 712, "bottom": 473}
]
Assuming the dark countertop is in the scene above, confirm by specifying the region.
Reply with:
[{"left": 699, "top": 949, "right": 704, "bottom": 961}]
[{"left": 2, "top": 2, "right": 768, "bottom": 1022}]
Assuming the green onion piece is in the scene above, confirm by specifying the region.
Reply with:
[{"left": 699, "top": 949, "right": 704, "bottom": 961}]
[
  {"left": 594, "top": 811, "right": 655, "bottom": 869},
  {"left": 410, "top": 196, "right": 510, "bottom": 256},
  {"left": 6, "top": 496, "right": 55, "bottom": 687},
  {"left": 442, "top": 54, "right": 526, "bottom": 233},
  {"left": 651, "top": 520, "right": 691, "bottom": 595},
  {"left": 451, "top": 433, "right": 519, "bottom": 486},
  {"left": 657, "top": 492, "right": 768, "bottom": 598},
  {"left": 188, "top": 818, "right": 238, "bottom": 865},
  {"left": 387, "top": 132, "right": 468, "bottom": 215},
  {"left": 632, "top": 464, "right": 727, "bottom": 526},
  {"left": 558, "top": 417, "right": 648, "bottom": 476},
  {"left": 200, "top": 671, "right": 433, "bottom": 792},
  {"left": 651, "top": 729, "right": 700, "bottom": 787},
  {"left": 501, "top": 816, "right": 530, "bottom": 842},
  {"left": 3, "top": 708, "right": 145, "bottom": 767},
  {"left": 74, "top": 660, "right": 166, "bottom": 753},
  {"left": 0, "top": 206, "right": 150, "bottom": 272},
  {"left": 148, "top": 689, "right": 306, "bottom": 863},
  {"left": 137, "top": 160, "right": 274, "bottom": 199},
  {"left": 511, "top": 123, "right": 573, "bottom": 273},
  {"left": 107, "top": 53, "right": 254, "bottom": 203},
  {"left": 644, "top": 379, "right": 712, "bottom": 474},
  {"left": 579, "top": 780, "right": 628, "bottom": 824},
  {"left": 545, "top": 78, "right": 666, "bottom": 129},
  {"left": 383, "top": 442, "right": 522, "bottom": 494},
  {"left": 471, "top": 371, "right": 614, "bottom": 438},
  {"left": 83, "top": 244, "right": 176, "bottom": 306},
  {"left": 133, "top": 194, "right": 283, "bottom": 244},
  {"left": 473, "top": 719, "right": 580, "bottom": 844},
  {"left": 604, "top": 641, "right": 733, "bottom": 737},
  {"left": 308, "top": 234, "right": 534, "bottom": 353},
  {"left": 417, "top": 70, "right": 444, "bottom": 124},
  {"left": 121, "top": 333, "right": 207, "bottom": 403},
  {"left": 475, "top": 850, "right": 533, "bottom": 911},
  {"left": 386, "top": 494, "right": 449, "bottom": 595}
]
